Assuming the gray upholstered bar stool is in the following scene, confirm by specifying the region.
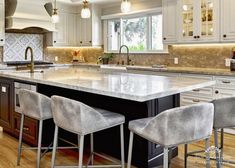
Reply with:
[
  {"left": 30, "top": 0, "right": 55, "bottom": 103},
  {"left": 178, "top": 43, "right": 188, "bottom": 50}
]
[
  {"left": 127, "top": 103, "right": 214, "bottom": 168},
  {"left": 185, "top": 97, "right": 235, "bottom": 168},
  {"left": 51, "top": 95, "right": 125, "bottom": 168},
  {"left": 17, "top": 89, "right": 52, "bottom": 168}
]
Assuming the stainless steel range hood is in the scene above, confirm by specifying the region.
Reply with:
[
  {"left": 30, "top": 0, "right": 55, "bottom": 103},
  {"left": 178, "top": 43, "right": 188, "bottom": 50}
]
[{"left": 5, "top": 0, "right": 56, "bottom": 31}]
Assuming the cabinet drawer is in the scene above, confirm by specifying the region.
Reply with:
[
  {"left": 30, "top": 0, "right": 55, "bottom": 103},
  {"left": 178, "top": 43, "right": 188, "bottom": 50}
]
[
  {"left": 215, "top": 77, "right": 235, "bottom": 88},
  {"left": 182, "top": 87, "right": 213, "bottom": 98},
  {"left": 213, "top": 88, "right": 235, "bottom": 99},
  {"left": 13, "top": 112, "right": 38, "bottom": 146},
  {"left": 180, "top": 95, "right": 213, "bottom": 106}
]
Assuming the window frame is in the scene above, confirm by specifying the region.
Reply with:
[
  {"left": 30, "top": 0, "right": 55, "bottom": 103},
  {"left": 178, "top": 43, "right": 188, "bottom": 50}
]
[{"left": 105, "top": 12, "right": 168, "bottom": 53}]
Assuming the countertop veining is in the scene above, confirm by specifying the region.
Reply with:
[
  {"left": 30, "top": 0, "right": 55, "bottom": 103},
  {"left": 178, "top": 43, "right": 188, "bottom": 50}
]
[{"left": 0, "top": 67, "right": 215, "bottom": 102}]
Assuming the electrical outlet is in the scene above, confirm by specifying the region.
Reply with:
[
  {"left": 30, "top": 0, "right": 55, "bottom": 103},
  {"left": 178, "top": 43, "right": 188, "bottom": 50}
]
[
  {"left": 174, "top": 57, "right": 179, "bottom": 64},
  {"left": 55, "top": 56, "right": 58, "bottom": 62},
  {"left": 225, "top": 58, "right": 231, "bottom": 67}
]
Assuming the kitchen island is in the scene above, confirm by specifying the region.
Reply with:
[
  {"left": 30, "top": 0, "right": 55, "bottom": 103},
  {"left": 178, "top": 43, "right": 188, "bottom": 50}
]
[{"left": 0, "top": 67, "right": 215, "bottom": 167}]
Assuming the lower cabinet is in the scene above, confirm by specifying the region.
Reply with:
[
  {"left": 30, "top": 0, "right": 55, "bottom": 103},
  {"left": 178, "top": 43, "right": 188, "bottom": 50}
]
[
  {"left": 0, "top": 78, "right": 14, "bottom": 134},
  {"left": 12, "top": 112, "right": 39, "bottom": 146}
]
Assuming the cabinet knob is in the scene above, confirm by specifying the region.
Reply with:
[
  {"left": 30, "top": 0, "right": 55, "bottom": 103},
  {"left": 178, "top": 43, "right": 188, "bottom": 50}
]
[
  {"left": 80, "top": 41, "right": 83, "bottom": 44},
  {"left": 194, "top": 36, "right": 197, "bottom": 39},
  {"left": 0, "top": 39, "right": 3, "bottom": 42},
  {"left": 197, "top": 36, "right": 200, "bottom": 38},
  {"left": 163, "top": 37, "right": 166, "bottom": 40},
  {"left": 89, "top": 41, "right": 92, "bottom": 43},
  {"left": 223, "top": 34, "right": 227, "bottom": 38},
  {"left": 54, "top": 41, "right": 57, "bottom": 43},
  {"left": 215, "top": 90, "right": 219, "bottom": 94}
]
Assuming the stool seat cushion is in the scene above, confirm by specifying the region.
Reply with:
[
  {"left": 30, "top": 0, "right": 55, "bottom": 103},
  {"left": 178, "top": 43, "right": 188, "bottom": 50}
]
[
  {"left": 19, "top": 89, "right": 52, "bottom": 120},
  {"left": 129, "top": 103, "right": 214, "bottom": 148},
  {"left": 94, "top": 108, "right": 125, "bottom": 128},
  {"left": 212, "top": 97, "right": 235, "bottom": 129},
  {"left": 52, "top": 96, "right": 125, "bottom": 136}
]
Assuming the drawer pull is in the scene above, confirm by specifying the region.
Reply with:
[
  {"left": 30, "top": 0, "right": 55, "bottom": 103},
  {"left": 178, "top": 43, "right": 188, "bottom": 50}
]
[
  {"left": 222, "top": 81, "right": 231, "bottom": 84},
  {"left": 23, "top": 127, "right": 29, "bottom": 131},
  {"left": 192, "top": 99, "right": 200, "bottom": 103},
  {"left": 215, "top": 90, "right": 219, "bottom": 94},
  {"left": 192, "top": 89, "right": 200, "bottom": 92}
]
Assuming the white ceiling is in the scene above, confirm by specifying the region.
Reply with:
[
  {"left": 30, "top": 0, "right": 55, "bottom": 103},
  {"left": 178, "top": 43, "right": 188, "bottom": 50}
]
[{"left": 57, "top": 0, "right": 120, "bottom": 5}]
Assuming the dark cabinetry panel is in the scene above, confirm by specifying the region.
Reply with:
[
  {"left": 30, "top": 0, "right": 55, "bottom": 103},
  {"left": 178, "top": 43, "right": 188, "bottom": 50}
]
[{"left": 0, "top": 78, "right": 14, "bottom": 133}]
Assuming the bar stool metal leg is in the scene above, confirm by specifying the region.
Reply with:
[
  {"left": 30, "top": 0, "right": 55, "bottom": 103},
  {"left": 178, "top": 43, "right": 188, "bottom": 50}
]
[
  {"left": 220, "top": 129, "right": 224, "bottom": 165},
  {"left": 120, "top": 124, "right": 125, "bottom": 168},
  {"left": 37, "top": 120, "right": 43, "bottom": 168},
  {"left": 90, "top": 133, "right": 94, "bottom": 165},
  {"left": 205, "top": 138, "right": 210, "bottom": 168},
  {"left": 184, "top": 144, "right": 188, "bottom": 168},
  {"left": 17, "top": 114, "right": 25, "bottom": 166},
  {"left": 51, "top": 126, "right": 59, "bottom": 168},
  {"left": 78, "top": 135, "right": 84, "bottom": 168},
  {"left": 214, "top": 128, "right": 220, "bottom": 168},
  {"left": 127, "top": 132, "right": 134, "bottom": 168},
  {"left": 164, "top": 147, "right": 168, "bottom": 168}
]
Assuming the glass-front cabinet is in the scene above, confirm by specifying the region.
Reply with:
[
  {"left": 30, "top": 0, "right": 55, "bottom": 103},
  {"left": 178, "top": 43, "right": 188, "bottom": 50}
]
[{"left": 179, "top": 0, "right": 219, "bottom": 42}]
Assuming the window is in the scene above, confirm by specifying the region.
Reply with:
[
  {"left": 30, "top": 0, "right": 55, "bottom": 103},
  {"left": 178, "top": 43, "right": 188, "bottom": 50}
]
[{"left": 106, "top": 13, "right": 164, "bottom": 52}]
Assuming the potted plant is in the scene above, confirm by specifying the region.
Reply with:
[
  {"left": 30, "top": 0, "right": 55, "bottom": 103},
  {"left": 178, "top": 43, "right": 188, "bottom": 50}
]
[{"left": 97, "top": 53, "right": 114, "bottom": 64}]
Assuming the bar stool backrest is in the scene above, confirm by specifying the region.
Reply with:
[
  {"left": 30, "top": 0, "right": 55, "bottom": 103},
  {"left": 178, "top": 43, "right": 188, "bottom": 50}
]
[
  {"left": 212, "top": 97, "right": 235, "bottom": 129},
  {"left": 140, "top": 103, "right": 214, "bottom": 147},
  {"left": 51, "top": 96, "right": 109, "bottom": 135},
  {"left": 18, "top": 89, "right": 52, "bottom": 120}
]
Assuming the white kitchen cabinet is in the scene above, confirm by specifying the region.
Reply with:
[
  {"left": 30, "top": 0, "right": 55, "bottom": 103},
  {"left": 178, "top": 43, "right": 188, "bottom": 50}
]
[
  {"left": 0, "top": 0, "right": 4, "bottom": 46},
  {"left": 47, "top": 12, "right": 77, "bottom": 46},
  {"left": 178, "top": 0, "right": 220, "bottom": 43},
  {"left": 77, "top": 4, "right": 102, "bottom": 47},
  {"left": 162, "top": 0, "right": 178, "bottom": 44},
  {"left": 221, "top": 0, "right": 235, "bottom": 41}
]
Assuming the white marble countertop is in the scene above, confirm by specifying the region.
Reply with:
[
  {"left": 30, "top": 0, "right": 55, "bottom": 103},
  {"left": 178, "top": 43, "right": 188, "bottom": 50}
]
[{"left": 0, "top": 67, "right": 215, "bottom": 102}]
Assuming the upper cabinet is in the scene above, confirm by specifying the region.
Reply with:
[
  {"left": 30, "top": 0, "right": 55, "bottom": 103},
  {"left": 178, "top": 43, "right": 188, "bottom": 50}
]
[
  {"left": 46, "top": 3, "right": 102, "bottom": 47},
  {"left": 0, "top": 0, "right": 4, "bottom": 46},
  {"left": 221, "top": 0, "right": 235, "bottom": 41},
  {"left": 77, "top": 4, "right": 102, "bottom": 47},
  {"left": 178, "top": 0, "right": 219, "bottom": 43},
  {"left": 162, "top": 0, "right": 178, "bottom": 43}
]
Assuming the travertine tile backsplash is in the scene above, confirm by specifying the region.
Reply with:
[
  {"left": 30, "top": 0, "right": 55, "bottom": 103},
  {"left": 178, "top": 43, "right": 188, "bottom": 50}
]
[{"left": 110, "top": 45, "right": 235, "bottom": 69}]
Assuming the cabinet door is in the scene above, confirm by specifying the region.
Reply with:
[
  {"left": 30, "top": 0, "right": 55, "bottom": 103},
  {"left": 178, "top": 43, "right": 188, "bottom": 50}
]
[
  {"left": 78, "top": 17, "right": 92, "bottom": 46},
  {"left": 53, "top": 12, "right": 69, "bottom": 46},
  {"left": 199, "top": 0, "right": 219, "bottom": 42},
  {"left": 67, "top": 13, "right": 78, "bottom": 46},
  {"left": 0, "top": 79, "right": 13, "bottom": 132},
  {"left": 0, "top": 0, "right": 5, "bottom": 46},
  {"left": 162, "top": 0, "right": 178, "bottom": 43},
  {"left": 221, "top": 0, "right": 235, "bottom": 41},
  {"left": 179, "top": 0, "right": 196, "bottom": 42}
]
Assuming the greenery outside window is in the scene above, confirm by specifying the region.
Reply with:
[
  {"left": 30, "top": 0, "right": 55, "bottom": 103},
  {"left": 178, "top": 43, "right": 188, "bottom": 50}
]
[{"left": 107, "top": 13, "right": 165, "bottom": 53}]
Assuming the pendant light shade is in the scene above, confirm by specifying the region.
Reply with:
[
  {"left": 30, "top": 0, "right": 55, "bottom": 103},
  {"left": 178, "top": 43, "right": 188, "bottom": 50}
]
[
  {"left": 81, "top": 0, "right": 91, "bottom": 19},
  {"left": 121, "top": 0, "right": 131, "bottom": 13},
  {"left": 52, "top": 0, "right": 59, "bottom": 23}
]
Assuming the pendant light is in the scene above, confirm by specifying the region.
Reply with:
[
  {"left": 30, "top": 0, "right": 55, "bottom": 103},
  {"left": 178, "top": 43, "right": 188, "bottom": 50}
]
[
  {"left": 52, "top": 0, "right": 59, "bottom": 23},
  {"left": 81, "top": 0, "right": 91, "bottom": 19},
  {"left": 121, "top": 0, "right": 131, "bottom": 13}
]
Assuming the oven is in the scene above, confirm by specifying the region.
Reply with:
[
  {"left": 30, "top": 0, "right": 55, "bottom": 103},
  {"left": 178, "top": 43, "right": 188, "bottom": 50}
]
[{"left": 14, "top": 82, "right": 37, "bottom": 113}]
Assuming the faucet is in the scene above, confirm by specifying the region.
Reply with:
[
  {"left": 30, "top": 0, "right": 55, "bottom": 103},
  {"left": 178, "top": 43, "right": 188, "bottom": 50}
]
[
  {"left": 119, "top": 45, "right": 131, "bottom": 65},
  {"left": 25, "top": 46, "right": 34, "bottom": 73}
]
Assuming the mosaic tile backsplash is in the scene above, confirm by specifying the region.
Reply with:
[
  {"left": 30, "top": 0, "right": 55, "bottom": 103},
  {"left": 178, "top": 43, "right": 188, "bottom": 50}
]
[{"left": 3, "top": 33, "right": 43, "bottom": 62}]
